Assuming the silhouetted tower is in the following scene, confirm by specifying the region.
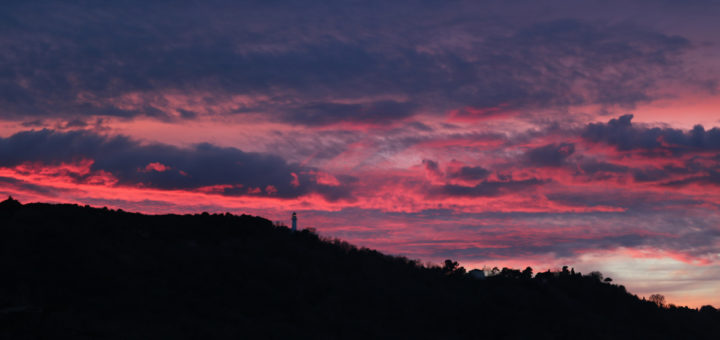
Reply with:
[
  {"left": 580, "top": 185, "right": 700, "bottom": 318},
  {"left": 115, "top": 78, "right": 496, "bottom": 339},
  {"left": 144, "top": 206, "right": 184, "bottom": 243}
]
[{"left": 291, "top": 212, "right": 297, "bottom": 232}]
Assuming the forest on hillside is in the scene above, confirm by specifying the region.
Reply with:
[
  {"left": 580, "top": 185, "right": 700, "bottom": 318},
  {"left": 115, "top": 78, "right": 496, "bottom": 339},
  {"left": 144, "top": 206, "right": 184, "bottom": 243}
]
[{"left": 1, "top": 197, "right": 719, "bottom": 339}]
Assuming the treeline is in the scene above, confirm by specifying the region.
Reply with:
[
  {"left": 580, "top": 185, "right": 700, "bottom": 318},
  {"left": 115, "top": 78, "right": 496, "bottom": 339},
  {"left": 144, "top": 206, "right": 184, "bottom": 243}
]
[{"left": 1, "top": 197, "right": 719, "bottom": 339}]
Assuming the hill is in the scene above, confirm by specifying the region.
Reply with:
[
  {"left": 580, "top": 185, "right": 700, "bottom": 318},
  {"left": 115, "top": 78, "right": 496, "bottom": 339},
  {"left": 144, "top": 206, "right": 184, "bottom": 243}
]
[{"left": 1, "top": 197, "right": 718, "bottom": 339}]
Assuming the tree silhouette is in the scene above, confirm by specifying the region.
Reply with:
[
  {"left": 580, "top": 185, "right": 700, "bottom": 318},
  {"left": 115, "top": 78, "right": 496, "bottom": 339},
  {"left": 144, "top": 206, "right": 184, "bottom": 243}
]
[
  {"left": 522, "top": 266, "right": 533, "bottom": 279},
  {"left": 589, "top": 271, "right": 603, "bottom": 281},
  {"left": 649, "top": 294, "right": 666, "bottom": 308},
  {"left": 442, "top": 259, "right": 466, "bottom": 276},
  {"left": 700, "top": 305, "right": 717, "bottom": 313}
]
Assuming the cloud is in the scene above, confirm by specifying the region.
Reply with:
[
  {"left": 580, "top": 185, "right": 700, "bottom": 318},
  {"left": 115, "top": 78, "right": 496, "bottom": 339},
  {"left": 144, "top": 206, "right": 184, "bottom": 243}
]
[
  {"left": 304, "top": 205, "right": 720, "bottom": 265},
  {"left": 430, "top": 178, "right": 546, "bottom": 198},
  {"left": 577, "top": 115, "right": 720, "bottom": 187},
  {"left": 583, "top": 114, "right": 720, "bottom": 154},
  {"left": 0, "top": 2, "right": 703, "bottom": 125},
  {"left": 446, "top": 166, "right": 491, "bottom": 181},
  {"left": 524, "top": 143, "right": 575, "bottom": 167},
  {"left": 0, "top": 129, "right": 353, "bottom": 200},
  {"left": 545, "top": 190, "right": 705, "bottom": 211},
  {"left": 422, "top": 160, "right": 492, "bottom": 185},
  {"left": 0, "top": 175, "right": 69, "bottom": 197},
  {"left": 576, "top": 160, "right": 629, "bottom": 176},
  {"left": 286, "top": 101, "right": 418, "bottom": 126},
  {"left": 662, "top": 170, "right": 720, "bottom": 187}
]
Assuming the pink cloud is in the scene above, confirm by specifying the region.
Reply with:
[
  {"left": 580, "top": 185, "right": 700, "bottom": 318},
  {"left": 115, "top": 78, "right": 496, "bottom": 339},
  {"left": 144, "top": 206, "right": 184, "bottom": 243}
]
[{"left": 142, "top": 162, "right": 170, "bottom": 172}]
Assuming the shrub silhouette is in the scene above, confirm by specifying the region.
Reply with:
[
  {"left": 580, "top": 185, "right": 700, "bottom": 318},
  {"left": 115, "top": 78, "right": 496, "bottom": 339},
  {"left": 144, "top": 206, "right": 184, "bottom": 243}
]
[{"left": 650, "top": 294, "right": 667, "bottom": 308}]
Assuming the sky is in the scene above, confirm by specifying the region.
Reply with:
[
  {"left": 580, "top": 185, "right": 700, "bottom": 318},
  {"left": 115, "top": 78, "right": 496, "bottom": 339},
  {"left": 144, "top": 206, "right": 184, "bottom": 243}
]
[{"left": 1, "top": 0, "right": 720, "bottom": 308}]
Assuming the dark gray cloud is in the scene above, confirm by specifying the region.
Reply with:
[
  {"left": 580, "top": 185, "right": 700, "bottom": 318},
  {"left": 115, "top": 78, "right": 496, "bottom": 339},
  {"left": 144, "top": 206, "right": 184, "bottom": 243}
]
[
  {"left": 569, "top": 116, "right": 720, "bottom": 186},
  {"left": 0, "top": 129, "right": 353, "bottom": 200},
  {"left": 423, "top": 160, "right": 492, "bottom": 183},
  {"left": 420, "top": 159, "right": 546, "bottom": 196},
  {"left": 0, "top": 1, "right": 705, "bottom": 125},
  {"left": 631, "top": 163, "right": 699, "bottom": 183},
  {"left": 446, "top": 166, "right": 491, "bottom": 181},
  {"left": 583, "top": 114, "right": 720, "bottom": 154},
  {"left": 577, "top": 160, "right": 629, "bottom": 176},
  {"left": 422, "top": 159, "right": 441, "bottom": 173},
  {"left": 287, "top": 101, "right": 417, "bottom": 126},
  {"left": 662, "top": 170, "right": 720, "bottom": 187},
  {"left": 430, "top": 178, "right": 546, "bottom": 197},
  {"left": 524, "top": 143, "right": 575, "bottom": 167},
  {"left": 422, "top": 159, "right": 444, "bottom": 180},
  {"left": 545, "top": 191, "right": 706, "bottom": 210}
]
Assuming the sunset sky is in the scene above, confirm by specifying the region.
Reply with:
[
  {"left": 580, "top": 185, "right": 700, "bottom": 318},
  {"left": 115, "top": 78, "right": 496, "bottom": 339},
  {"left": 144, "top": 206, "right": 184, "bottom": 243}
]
[{"left": 2, "top": 0, "right": 720, "bottom": 308}]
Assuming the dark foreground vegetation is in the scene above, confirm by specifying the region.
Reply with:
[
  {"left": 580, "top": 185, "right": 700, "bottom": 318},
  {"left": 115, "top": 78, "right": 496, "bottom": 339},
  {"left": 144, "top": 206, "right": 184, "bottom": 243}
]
[{"left": 1, "top": 197, "right": 719, "bottom": 339}]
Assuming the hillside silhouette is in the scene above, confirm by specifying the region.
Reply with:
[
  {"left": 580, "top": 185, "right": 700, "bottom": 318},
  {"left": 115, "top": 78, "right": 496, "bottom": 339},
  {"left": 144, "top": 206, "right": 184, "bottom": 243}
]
[{"left": 1, "top": 197, "right": 718, "bottom": 339}]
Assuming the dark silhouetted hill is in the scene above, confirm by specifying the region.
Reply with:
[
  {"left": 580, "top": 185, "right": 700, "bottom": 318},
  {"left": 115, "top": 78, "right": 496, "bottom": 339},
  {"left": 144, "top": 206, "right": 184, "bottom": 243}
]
[{"left": 1, "top": 198, "right": 718, "bottom": 339}]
